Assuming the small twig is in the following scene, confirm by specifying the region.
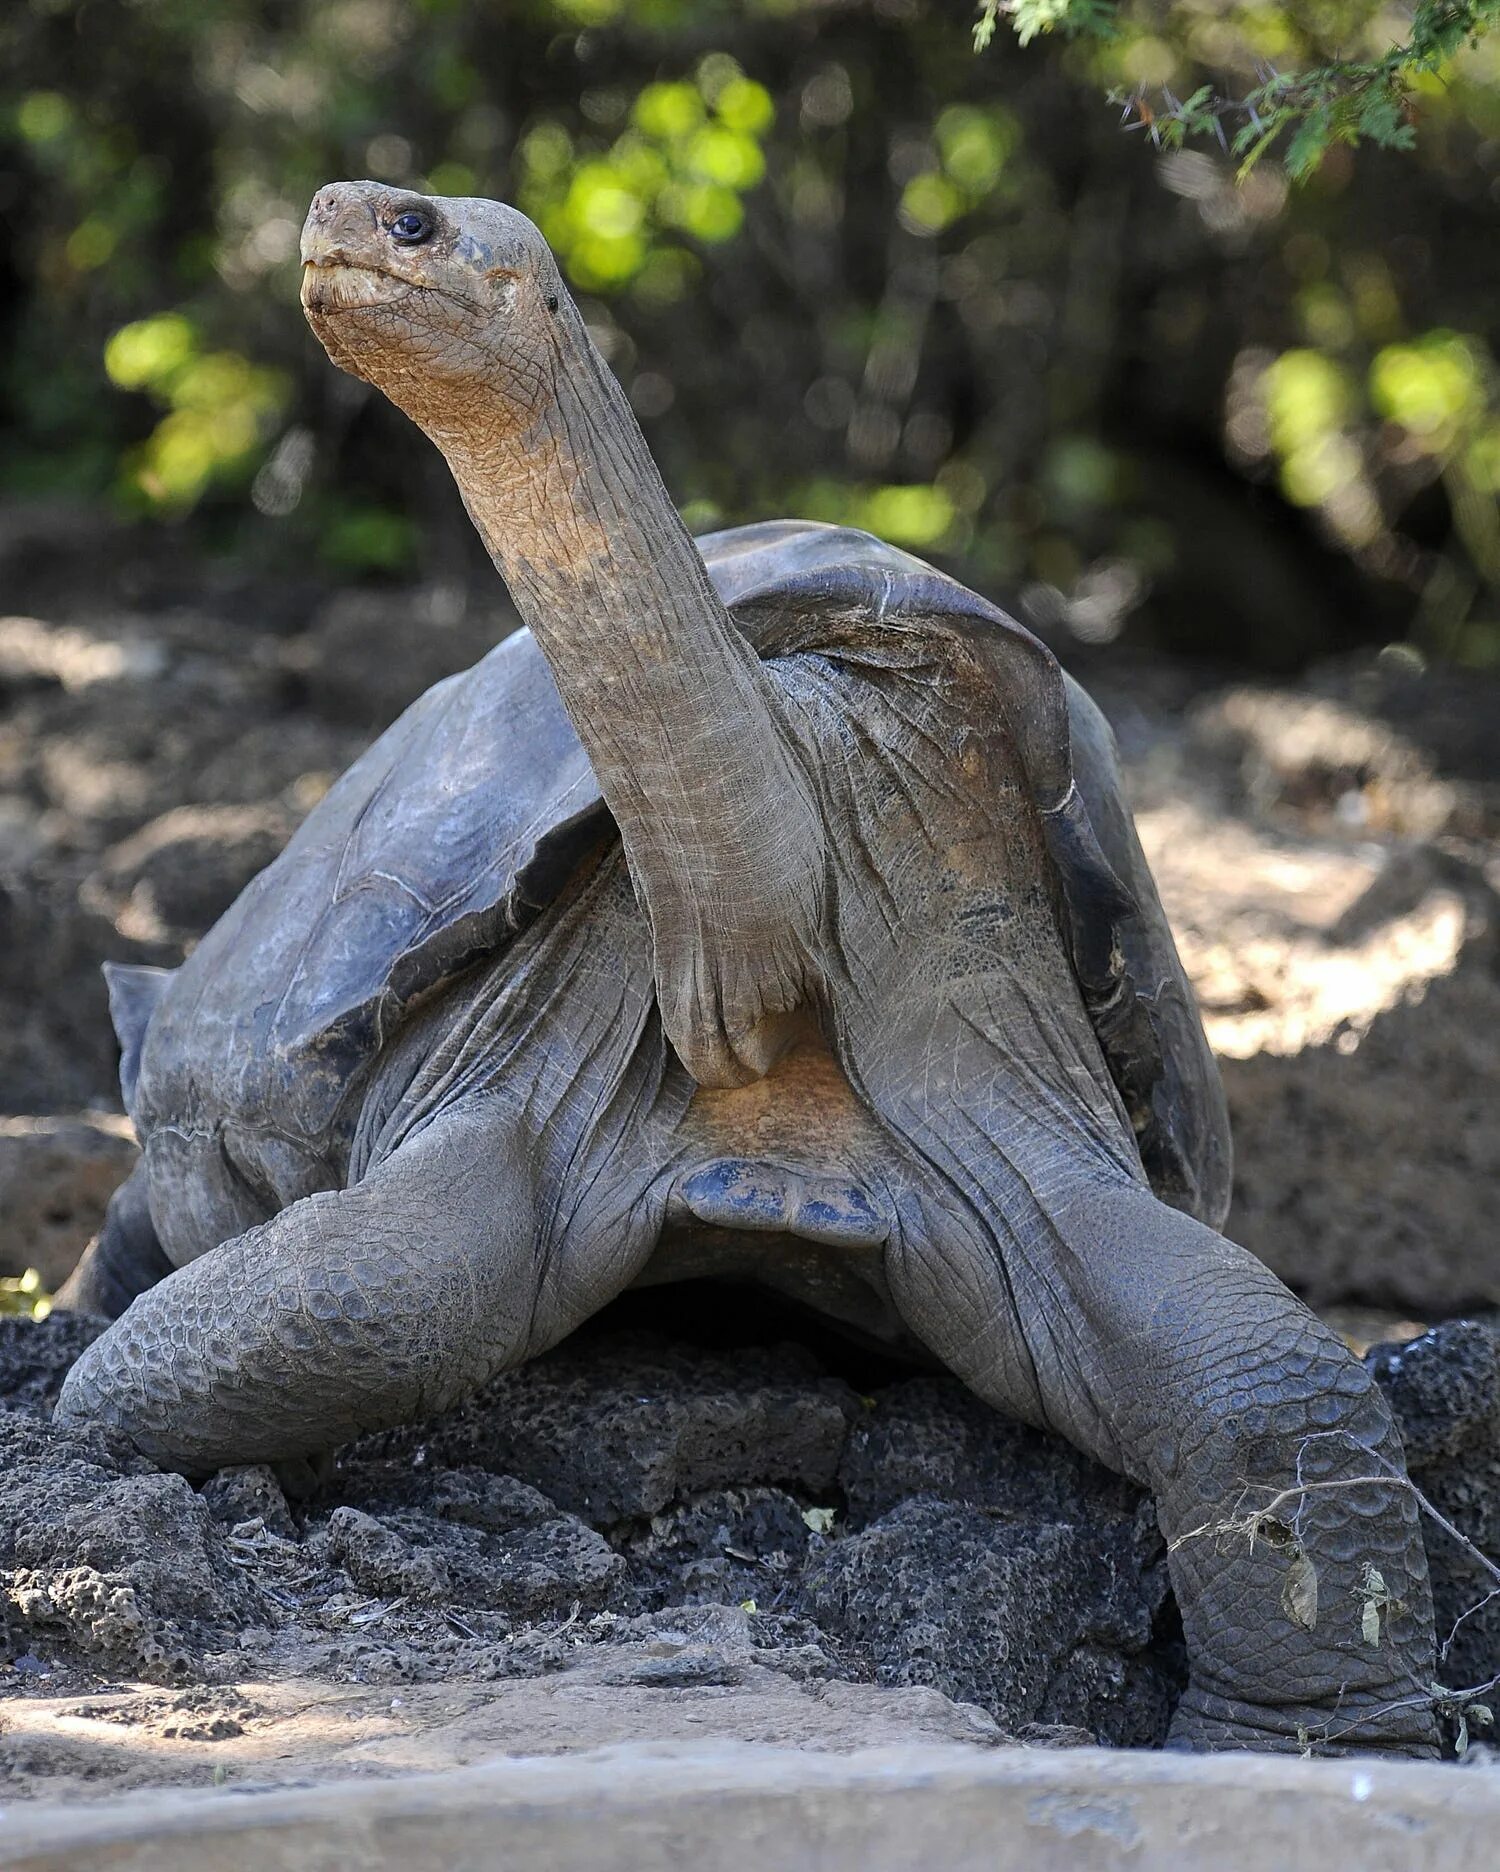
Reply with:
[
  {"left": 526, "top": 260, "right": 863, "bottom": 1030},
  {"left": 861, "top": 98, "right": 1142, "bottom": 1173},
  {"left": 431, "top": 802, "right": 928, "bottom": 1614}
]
[
  {"left": 1443, "top": 1586, "right": 1500, "bottom": 1661},
  {"left": 1170, "top": 1474, "right": 1409, "bottom": 1553},
  {"left": 1170, "top": 1470, "right": 1500, "bottom": 1591},
  {"left": 1315, "top": 1670, "right": 1500, "bottom": 1750}
]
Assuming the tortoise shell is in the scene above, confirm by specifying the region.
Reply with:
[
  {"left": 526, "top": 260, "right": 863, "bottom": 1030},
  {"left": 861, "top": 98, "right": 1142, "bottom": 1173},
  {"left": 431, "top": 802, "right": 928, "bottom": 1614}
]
[{"left": 128, "top": 521, "right": 1229, "bottom": 1227}]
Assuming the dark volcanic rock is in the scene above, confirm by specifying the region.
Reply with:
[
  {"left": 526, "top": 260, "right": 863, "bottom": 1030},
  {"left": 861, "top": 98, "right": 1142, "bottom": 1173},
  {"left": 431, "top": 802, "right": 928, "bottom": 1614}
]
[
  {"left": 316, "top": 1473, "right": 627, "bottom": 1622},
  {"left": 0, "top": 1313, "right": 105, "bottom": 1415},
  {"left": 336, "top": 1338, "right": 1184, "bottom": 1741},
  {"left": 801, "top": 1494, "right": 1177, "bottom": 1748},
  {"left": 320, "top": 1507, "right": 456, "bottom": 1605},
  {"left": 2, "top": 1313, "right": 1492, "bottom": 1751},
  {"left": 1369, "top": 1319, "right": 1500, "bottom": 1468},
  {"left": 1369, "top": 1319, "right": 1500, "bottom": 1701},
  {"left": 824, "top": 1376, "right": 1181, "bottom": 1745},
  {"left": 838, "top": 1376, "right": 1144, "bottom": 1528},
  {"left": 358, "top": 1333, "right": 860, "bottom": 1525},
  {"left": 199, "top": 1463, "right": 300, "bottom": 1541},
  {"left": 617, "top": 1486, "right": 816, "bottom": 1612},
  {"left": 0, "top": 1412, "right": 270, "bottom": 1679}
]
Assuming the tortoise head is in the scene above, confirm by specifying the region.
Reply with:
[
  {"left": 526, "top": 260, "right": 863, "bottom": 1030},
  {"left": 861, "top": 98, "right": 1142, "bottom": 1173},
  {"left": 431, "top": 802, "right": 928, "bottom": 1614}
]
[{"left": 300, "top": 181, "right": 570, "bottom": 438}]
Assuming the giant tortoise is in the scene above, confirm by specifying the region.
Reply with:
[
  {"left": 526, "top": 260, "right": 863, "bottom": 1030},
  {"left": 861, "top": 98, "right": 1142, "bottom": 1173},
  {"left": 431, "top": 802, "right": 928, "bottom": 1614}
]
[{"left": 56, "top": 183, "right": 1438, "bottom": 1755}]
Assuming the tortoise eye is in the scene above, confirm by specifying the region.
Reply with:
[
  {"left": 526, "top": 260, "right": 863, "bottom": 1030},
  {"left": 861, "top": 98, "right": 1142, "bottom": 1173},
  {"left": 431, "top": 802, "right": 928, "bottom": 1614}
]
[{"left": 388, "top": 211, "right": 433, "bottom": 245}]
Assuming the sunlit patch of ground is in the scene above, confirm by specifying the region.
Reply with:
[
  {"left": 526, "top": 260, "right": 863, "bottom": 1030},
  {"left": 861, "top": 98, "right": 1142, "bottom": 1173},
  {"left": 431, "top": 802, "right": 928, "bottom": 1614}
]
[
  {"left": 1137, "top": 801, "right": 1470, "bottom": 1059},
  {"left": 1318, "top": 1305, "right": 1429, "bottom": 1358},
  {"left": 1119, "top": 674, "right": 1500, "bottom": 1313},
  {"left": 0, "top": 1651, "right": 1005, "bottom": 1803},
  {"left": 0, "top": 615, "right": 167, "bottom": 693}
]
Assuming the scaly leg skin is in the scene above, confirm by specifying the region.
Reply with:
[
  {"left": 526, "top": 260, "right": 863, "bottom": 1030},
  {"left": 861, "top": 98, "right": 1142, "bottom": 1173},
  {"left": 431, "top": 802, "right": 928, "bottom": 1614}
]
[
  {"left": 888, "top": 1177, "right": 1439, "bottom": 1756},
  {"left": 53, "top": 1102, "right": 660, "bottom": 1475},
  {"left": 54, "top": 1162, "right": 174, "bottom": 1321}
]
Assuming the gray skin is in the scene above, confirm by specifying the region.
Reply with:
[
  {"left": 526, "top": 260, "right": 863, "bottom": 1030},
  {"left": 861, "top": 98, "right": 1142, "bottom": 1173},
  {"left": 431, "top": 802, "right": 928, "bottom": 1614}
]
[{"left": 55, "top": 183, "right": 1437, "bottom": 1757}]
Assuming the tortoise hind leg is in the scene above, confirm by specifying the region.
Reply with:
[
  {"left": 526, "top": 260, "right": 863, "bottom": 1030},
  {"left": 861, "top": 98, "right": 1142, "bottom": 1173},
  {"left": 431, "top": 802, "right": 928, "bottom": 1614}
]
[
  {"left": 885, "top": 1176, "right": 1439, "bottom": 1755},
  {"left": 54, "top": 1162, "right": 174, "bottom": 1321},
  {"left": 54, "top": 1099, "right": 662, "bottom": 1474}
]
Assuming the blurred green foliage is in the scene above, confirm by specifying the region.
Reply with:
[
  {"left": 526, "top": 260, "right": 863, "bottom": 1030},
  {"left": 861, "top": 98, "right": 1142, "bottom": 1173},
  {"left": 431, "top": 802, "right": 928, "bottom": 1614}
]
[
  {"left": 1, "top": 0, "right": 1498, "bottom": 664},
  {"left": 978, "top": 1, "right": 1500, "bottom": 179},
  {"left": 518, "top": 62, "right": 774, "bottom": 292},
  {"left": 102, "top": 311, "right": 288, "bottom": 509},
  {"left": 0, "top": 1269, "right": 52, "bottom": 1320}
]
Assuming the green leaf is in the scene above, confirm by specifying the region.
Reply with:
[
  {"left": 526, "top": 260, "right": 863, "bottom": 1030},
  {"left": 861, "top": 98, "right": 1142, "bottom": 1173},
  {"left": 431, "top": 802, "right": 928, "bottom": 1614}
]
[{"left": 1284, "top": 113, "right": 1333, "bottom": 183}]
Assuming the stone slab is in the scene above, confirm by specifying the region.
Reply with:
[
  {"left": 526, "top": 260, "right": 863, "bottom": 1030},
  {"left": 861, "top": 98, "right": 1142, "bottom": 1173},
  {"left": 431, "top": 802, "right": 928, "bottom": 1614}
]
[{"left": 1, "top": 1742, "right": 1495, "bottom": 1872}]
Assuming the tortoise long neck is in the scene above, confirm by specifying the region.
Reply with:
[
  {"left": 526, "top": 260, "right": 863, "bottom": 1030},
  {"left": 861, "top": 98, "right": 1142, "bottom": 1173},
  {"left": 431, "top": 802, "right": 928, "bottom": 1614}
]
[
  {"left": 431, "top": 304, "right": 823, "bottom": 1089},
  {"left": 440, "top": 311, "right": 735, "bottom": 752}
]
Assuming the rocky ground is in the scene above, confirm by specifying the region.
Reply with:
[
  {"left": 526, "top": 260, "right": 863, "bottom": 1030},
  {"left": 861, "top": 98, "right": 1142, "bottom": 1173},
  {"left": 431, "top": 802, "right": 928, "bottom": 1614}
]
[
  {"left": 0, "top": 500, "right": 1497, "bottom": 1795},
  {"left": 0, "top": 1311, "right": 1495, "bottom": 1797}
]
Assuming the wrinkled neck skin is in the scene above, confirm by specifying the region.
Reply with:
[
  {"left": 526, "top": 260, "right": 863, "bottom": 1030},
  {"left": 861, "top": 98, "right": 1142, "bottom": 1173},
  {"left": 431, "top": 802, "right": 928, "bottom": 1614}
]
[
  {"left": 423, "top": 300, "right": 758, "bottom": 851},
  {"left": 389, "top": 290, "right": 826, "bottom": 1091}
]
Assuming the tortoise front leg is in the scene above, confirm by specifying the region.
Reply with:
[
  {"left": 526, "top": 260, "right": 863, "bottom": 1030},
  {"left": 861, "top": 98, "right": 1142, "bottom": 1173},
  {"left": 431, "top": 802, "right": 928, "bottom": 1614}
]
[
  {"left": 54, "top": 1102, "right": 660, "bottom": 1474},
  {"left": 888, "top": 1179, "right": 1438, "bottom": 1754}
]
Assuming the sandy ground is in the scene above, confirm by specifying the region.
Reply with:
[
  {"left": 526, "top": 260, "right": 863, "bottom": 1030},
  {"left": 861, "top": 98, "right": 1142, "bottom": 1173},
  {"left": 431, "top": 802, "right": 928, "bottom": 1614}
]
[{"left": 0, "top": 1651, "right": 1012, "bottom": 1804}]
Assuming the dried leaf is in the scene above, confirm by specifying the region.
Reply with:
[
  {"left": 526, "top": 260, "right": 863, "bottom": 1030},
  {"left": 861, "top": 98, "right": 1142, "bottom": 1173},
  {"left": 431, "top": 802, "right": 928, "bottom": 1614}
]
[
  {"left": 1362, "top": 1598, "right": 1381, "bottom": 1645},
  {"left": 802, "top": 1507, "right": 836, "bottom": 1536},
  {"left": 1282, "top": 1551, "right": 1320, "bottom": 1630}
]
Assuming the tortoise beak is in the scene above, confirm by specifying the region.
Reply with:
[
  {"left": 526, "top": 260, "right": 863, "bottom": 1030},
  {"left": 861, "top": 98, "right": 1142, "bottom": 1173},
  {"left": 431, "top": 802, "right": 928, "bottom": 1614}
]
[
  {"left": 301, "top": 183, "right": 380, "bottom": 260},
  {"left": 299, "top": 257, "right": 411, "bottom": 313},
  {"left": 300, "top": 185, "right": 418, "bottom": 314},
  {"left": 302, "top": 188, "right": 373, "bottom": 294}
]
